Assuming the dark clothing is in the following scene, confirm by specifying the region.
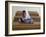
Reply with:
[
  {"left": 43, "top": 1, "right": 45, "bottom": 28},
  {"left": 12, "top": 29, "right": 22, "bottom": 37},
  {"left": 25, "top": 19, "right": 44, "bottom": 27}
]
[{"left": 20, "top": 17, "right": 32, "bottom": 23}]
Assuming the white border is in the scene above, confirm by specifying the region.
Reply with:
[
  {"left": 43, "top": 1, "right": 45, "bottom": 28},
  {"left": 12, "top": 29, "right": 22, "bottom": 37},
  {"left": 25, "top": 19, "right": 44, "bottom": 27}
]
[{"left": 8, "top": 2, "right": 43, "bottom": 34}]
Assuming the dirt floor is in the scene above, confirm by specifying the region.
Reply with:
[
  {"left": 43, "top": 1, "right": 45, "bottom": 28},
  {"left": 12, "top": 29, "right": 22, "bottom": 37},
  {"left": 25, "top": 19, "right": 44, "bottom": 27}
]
[{"left": 12, "top": 22, "right": 40, "bottom": 30}]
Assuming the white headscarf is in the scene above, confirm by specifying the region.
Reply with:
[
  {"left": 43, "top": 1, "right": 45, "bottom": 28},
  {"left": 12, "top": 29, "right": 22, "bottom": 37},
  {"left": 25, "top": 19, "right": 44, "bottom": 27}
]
[{"left": 25, "top": 10, "right": 31, "bottom": 19}]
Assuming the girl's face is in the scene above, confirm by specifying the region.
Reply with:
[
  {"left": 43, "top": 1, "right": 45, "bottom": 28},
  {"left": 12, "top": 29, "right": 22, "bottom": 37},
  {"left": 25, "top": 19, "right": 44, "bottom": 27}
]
[{"left": 22, "top": 12, "right": 26, "bottom": 17}]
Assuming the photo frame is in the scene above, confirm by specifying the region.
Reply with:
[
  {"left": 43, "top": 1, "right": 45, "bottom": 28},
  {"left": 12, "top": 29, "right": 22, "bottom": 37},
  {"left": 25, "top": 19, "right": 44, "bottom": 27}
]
[{"left": 5, "top": 1, "right": 45, "bottom": 36}]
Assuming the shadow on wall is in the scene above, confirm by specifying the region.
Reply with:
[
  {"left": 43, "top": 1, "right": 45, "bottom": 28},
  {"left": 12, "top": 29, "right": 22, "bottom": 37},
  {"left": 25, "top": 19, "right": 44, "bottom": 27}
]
[{"left": 13, "top": 11, "right": 40, "bottom": 22}]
